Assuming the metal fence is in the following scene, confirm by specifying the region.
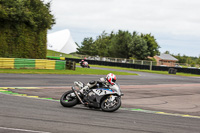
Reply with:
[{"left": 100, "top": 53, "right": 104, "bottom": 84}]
[
  {"left": 71, "top": 54, "right": 157, "bottom": 66},
  {"left": 65, "top": 57, "right": 200, "bottom": 75},
  {"left": 47, "top": 52, "right": 200, "bottom": 69}
]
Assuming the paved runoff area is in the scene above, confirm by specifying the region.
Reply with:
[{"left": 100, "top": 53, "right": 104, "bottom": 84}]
[{"left": 1, "top": 83, "right": 200, "bottom": 117}]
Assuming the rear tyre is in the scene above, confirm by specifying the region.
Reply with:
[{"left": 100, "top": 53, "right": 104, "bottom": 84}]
[
  {"left": 60, "top": 90, "right": 78, "bottom": 107},
  {"left": 101, "top": 96, "right": 121, "bottom": 112}
]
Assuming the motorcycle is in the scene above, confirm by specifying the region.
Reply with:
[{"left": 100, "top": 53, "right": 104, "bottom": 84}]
[
  {"left": 80, "top": 61, "right": 90, "bottom": 68},
  {"left": 60, "top": 81, "right": 123, "bottom": 112}
]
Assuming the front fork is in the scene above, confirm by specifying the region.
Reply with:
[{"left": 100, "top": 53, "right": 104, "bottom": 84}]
[{"left": 71, "top": 86, "right": 85, "bottom": 105}]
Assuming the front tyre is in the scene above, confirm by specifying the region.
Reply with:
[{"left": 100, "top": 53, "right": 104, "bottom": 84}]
[
  {"left": 101, "top": 96, "right": 121, "bottom": 112},
  {"left": 60, "top": 90, "right": 78, "bottom": 107}
]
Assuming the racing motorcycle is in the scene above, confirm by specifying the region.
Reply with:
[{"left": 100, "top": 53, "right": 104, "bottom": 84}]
[
  {"left": 80, "top": 61, "right": 90, "bottom": 68},
  {"left": 60, "top": 81, "right": 123, "bottom": 112}
]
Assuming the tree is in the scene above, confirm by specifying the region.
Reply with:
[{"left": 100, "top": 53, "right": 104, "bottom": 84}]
[
  {"left": 129, "top": 32, "right": 149, "bottom": 60},
  {"left": 77, "top": 30, "right": 161, "bottom": 59},
  {"left": 174, "top": 53, "right": 186, "bottom": 63},
  {"left": 196, "top": 56, "right": 200, "bottom": 65},
  {"left": 77, "top": 37, "right": 97, "bottom": 56},
  {"left": 164, "top": 51, "right": 170, "bottom": 54},
  {"left": 0, "top": 0, "right": 55, "bottom": 58},
  {"left": 94, "top": 31, "right": 111, "bottom": 57},
  {"left": 0, "top": 0, "right": 55, "bottom": 30},
  {"left": 141, "top": 33, "right": 160, "bottom": 57},
  {"left": 111, "top": 30, "right": 132, "bottom": 58}
]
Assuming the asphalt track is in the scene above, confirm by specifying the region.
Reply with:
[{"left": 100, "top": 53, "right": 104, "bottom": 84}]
[
  {"left": 0, "top": 67, "right": 200, "bottom": 133},
  {"left": 0, "top": 67, "right": 200, "bottom": 87}
]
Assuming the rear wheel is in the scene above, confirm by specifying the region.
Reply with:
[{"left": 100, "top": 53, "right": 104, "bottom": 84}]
[
  {"left": 101, "top": 96, "right": 121, "bottom": 112},
  {"left": 60, "top": 90, "right": 78, "bottom": 107}
]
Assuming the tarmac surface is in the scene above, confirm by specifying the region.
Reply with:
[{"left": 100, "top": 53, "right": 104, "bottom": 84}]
[
  {"left": 8, "top": 83, "right": 200, "bottom": 116},
  {"left": 1, "top": 66, "right": 200, "bottom": 116},
  {"left": 1, "top": 68, "right": 200, "bottom": 133},
  {"left": 1, "top": 93, "right": 200, "bottom": 133}
]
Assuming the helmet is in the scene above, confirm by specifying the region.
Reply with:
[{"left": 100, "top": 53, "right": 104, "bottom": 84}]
[
  {"left": 81, "top": 60, "right": 84, "bottom": 62},
  {"left": 106, "top": 73, "right": 117, "bottom": 85}
]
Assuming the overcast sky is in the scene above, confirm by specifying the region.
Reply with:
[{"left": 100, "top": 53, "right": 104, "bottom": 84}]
[{"left": 44, "top": 0, "right": 200, "bottom": 57}]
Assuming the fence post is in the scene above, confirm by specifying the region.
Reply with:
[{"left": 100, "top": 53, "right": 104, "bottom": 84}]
[{"left": 150, "top": 61, "right": 152, "bottom": 71}]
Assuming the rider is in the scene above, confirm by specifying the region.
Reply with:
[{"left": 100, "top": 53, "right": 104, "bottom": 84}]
[
  {"left": 79, "top": 73, "right": 117, "bottom": 94},
  {"left": 80, "top": 59, "right": 84, "bottom": 66}
]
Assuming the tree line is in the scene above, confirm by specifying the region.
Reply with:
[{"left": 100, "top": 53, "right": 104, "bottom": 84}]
[
  {"left": 0, "top": 0, "right": 55, "bottom": 30},
  {"left": 164, "top": 51, "right": 200, "bottom": 67},
  {"left": 77, "top": 30, "right": 160, "bottom": 60}
]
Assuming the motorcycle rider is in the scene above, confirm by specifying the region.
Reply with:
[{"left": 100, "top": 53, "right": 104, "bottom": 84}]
[
  {"left": 79, "top": 73, "right": 117, "bottom": 94},
  {"left": 80, "top": 59, "right": 84, "bottom": 66}
]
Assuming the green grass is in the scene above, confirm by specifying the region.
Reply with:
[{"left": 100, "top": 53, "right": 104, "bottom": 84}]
[
  {"left": 47, "top": 50, "right": 80, "bottom": 59},
  {"left": 0, "top": 67, "right": 137, "bottom": 75},
  {"left": 46, "top": 50, "right": 199, "bottom": 76},
  {"left": 89, "top": 64, "right": 200, "bottom": 77}
]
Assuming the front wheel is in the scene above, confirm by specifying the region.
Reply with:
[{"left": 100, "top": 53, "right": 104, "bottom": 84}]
[
  {"left": 101, "top": 96, "right": 121, "bottom": 112},
  {"left": 60, "top": 90, "right": 78, "bottom": 107}
]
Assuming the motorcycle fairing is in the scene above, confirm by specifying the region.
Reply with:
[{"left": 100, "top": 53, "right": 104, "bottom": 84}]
[{"left": 93, "top": 88, "right": 115, "bottom": 96}]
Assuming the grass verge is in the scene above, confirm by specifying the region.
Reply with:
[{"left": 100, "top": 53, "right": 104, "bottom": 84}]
[
  {"left": 89, "top": 64, "right": 200, "bottom": 77},
  {"left": 47, "top": 50, "right": 80, "bottom": 59},
  {"left": 0, "top": 67, "right": 137, "bottom": 75}
]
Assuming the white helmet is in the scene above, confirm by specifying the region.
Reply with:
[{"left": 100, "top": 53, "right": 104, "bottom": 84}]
[{"left": 106, "top": 73, "right": 117, "bottom": 85}]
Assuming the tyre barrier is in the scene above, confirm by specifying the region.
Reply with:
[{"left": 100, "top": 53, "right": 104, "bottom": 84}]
[
  {"left": 168, "top": 68, "right": 177, "bottom": 74},
  {"left": 0, "top": 58, "right": 66, "bottom": 70}
]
